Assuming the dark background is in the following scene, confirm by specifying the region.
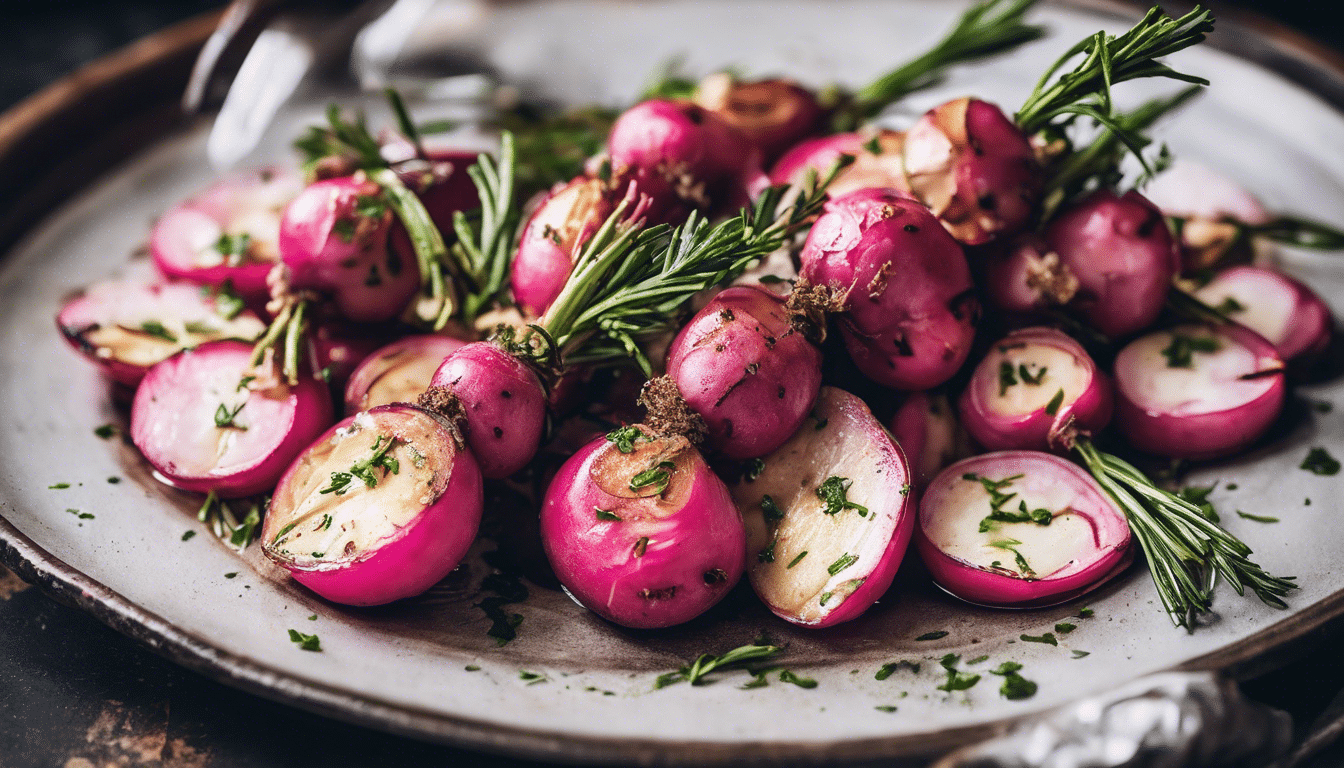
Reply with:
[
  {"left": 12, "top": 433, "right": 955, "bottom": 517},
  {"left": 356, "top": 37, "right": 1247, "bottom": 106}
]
[{"left": 3, "top": 2, "right": 1344, "bottom": 767}]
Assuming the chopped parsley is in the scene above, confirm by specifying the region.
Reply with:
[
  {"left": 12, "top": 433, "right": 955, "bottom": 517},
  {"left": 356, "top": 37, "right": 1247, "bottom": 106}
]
[
  {"left": 1018, "top": 363, "right": 1047, "bottom": 385},
  {"left": 1054, "top": 622, "right": 1077, "bottom": 634},
  {"left": 1071, "top": 650, "right": 1091, "bottom": 659},
  {"left": 1161, "top": 333, "right": 1220, "bottom": 368},
  {"left": 518, "top": 670, "right": 548, "bottom": 685},
  {"left": 181, "top": 530, "right": 196, "bottom": 541},
  {"left": 1078, "top": 607, "right": 1094, "bottom": 619},
  {"left": 465, "top": 664, "right": 481, "bottom": 672},
  {"left": 979, "top": 499, "right": 1053, "bottom": 532},
  {"left": 595, "top": 508, "right": 622, "bottom": 522},
  {"left": 215, "top": 232, "right": 252, "bottom": 260},
  {"left": 605, "top": 425, "right": 643, "bottom": 453},
  {"left": 1236, "top": 510, "right": 1279, "bottom": 523},
  {"left": 778, "top": 670, "right": 817, "bottom": 689},
  {"left": 760, "top": 495, "right": 785, "bottom": 522},
  {"left": 990, "top": 538, "right": 1034, "bottom": 577},
  {"left": 139, "top": 320, "right": 177, "bottom": 343},
  {"left": 94, "top": 424, "right": 117, "bottom": 439},
  {"left": 224, "top": 572, "right": 238, "bottom": 579},
  {"left": 1214, "top": 296, "right": 1246, "bottom": 314},
  {"left": 936, "top": 654, "right": 980, "bottom": 692},
  {"left": 654, "top": 643, "right": 782, "bottom": 689},
  {"left": 1044, "top": 388, "right": 1065, "bottom": 416},
  {"left": 49, "top": 483, "right": 70, "bottom": 489},
  {"left": 816, "top": 476, "right": 868, "bottom": 517},
  {"left": 66, "top": 508, "right": 93, "bottom": 520},
  {"left": 213, "top": 402, "right": 247, "bottom": 430},
  {"left": 629, "top": 461, "right": 675, "bottom": 495},
  {"left": 1019, "top": 632, "right": 1058, "bottom": 646},
  {"left": 757, "top": 540, "right": 776, "bottom": 564},
  {"left": 210, "top": 281, "right": 246, "bottom": 320},
  {"left": 826, "top": 552, "right": 858, "bottom": 576},
  {"left": 1301, "top": 447, "right": 1340, "bottom": 476},
  {"left": 915, "top": 631, "right": 948, "bottom": 642},
  {"left": 998, "top": 361, "right": 1017, "bottom": 395},
  {"left": 287, "top": 629, "right": 321, "bottom": 651},
  {"left": 319, "top": 435, "right": 401, "bottom": 495},
  {"left": 744, "top": 458, "right": 766, "bottom": 481},
  {"left": 876, "top": 660, "right": 920, "bottom": 680},
  {"left": 107, "top": 477, "right": 120, "bottom": 484},
  {"left": 990, "top": 661, "right": 1037, "bottom": 700},
  {"left": 875, "top": 705, "right": 898, "bottom": 712},
  {"left": 476, "top": 569, "right": 528, "bottom": 647},
  {"left": 1179, "top": 484, "right": 1218, "bottom": 522}
]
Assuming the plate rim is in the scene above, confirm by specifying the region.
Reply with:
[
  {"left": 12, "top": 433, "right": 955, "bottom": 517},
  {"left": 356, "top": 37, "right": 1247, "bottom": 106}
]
[{"left": 3, "top": 1, "right": 1344, "bottom": 764}]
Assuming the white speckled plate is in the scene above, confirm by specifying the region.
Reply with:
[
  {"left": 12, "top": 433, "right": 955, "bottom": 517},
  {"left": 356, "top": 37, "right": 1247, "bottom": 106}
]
[{"left": 3, "top": 1, "right": 1344, "bottom": 764}]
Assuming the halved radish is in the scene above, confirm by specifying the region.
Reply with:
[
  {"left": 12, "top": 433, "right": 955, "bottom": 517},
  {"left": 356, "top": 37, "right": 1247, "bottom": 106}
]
[
  {"left": 1113, "top": 323, "right": 1286, "bottom": 460},
  {"left": 769, "top": 130, "right": 910, "bottom": 198},
  {"left": 917, "top": 451, "right": 1132, "bottom": 607},
  {"left": 728, "top": 386, "right": 914, "bottom": 628},
  {"left": 262, "top": 404, "right": 483, "bottom": 606},
  {"left": 888, "top": 391, "right": 970, "bottom": 493},
  {"left": 958, "top": 327, "right": 1113, "bottom": 453},
  {"left": 150, "top": 167, "right": 303, "bottom": 299},
  {"left": 343, "top": 334, "right": 469, "bottom": 414},
  {"left": 540, "top": 425, "right": 745, "bottom": 629},
  {"left": 57, "top": 277, "right": 265, "bottom": 387},
  {"left": 1192, "top": 266, "right": 1332, "bottom": 364},
  {"left": 130, "top": 340, "right": 332, "bottom": 497}
]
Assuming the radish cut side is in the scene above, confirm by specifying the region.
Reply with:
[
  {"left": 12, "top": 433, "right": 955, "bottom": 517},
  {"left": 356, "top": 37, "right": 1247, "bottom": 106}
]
[
  {"left": 263, "top": 405, "right": 483, "bottom": 606},
  {"left": 57, "top": 278, "right": 265, "bottom": 386},
  {"left": 917, "top": 451, "right": 1132, "bottom": 608},
  {"left": 130, "top": 341, "right": 333, "bottom": 497},
  {"left": 1114, "top": 323, "right": 1285, "bottom": 460},
  {"left": 343, "top": 334, "right": 468, "bottom": 413},
  {"left": 1192, "top": 266, "right": 1332, "bottom": 363},
  {"left": 729, "top": 386, "right": 914, "bottom": 628}
]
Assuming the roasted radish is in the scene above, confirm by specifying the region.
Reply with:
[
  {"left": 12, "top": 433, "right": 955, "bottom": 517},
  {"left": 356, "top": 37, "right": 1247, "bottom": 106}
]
[
  {"left": 1113, "top": 323, "right": 1286, "bottom": 460},
  {"left": 888, "top": 391, "right": 970, "bottom": 493},
  {"left": 262, "top": 404, "right": 483, "bottom": 605},
  {"left": 729, "top": 386, "right": 914, "bottom": 627},
  {"left": 344, "top": 334, "right": 469, "bottom": 414},
  {"left": 130, "top": 340, "right": 333, "bottom": 497},
  {"left": 917, "top": 451, "right": 1132, "bottom": 607},
  {"left": 769, "top": 131, "right": 910, "bottom": 199},
  {"left": 1192, "top": 266, "right": 1332, "bottom": 364}
]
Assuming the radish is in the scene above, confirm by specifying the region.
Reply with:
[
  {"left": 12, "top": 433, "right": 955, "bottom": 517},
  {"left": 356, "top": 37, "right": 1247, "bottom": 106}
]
[
  {"left": 664, "top": 285, "right": 822, "bottom": 459},
  {"left": 694, "top": 74, "right": 824, "bottom": 166},
  {"left": 511, "top": 176, "right": 617, "bottom": 317},
  {"left": 427, "top": 341, "right": 548, "bottom": 479},
  {"left": 539, "top": 421, "right": 745, "bottom": 629},
  {"left": 278, "top": 176, "right": 420, "bottom": 324},
  {"left": 769, "top": 131, "right": 910, "bottom": 200},
  {"left": 980, "top": 234, "right": 1077, "bottom": 316},
  {"left": 344, "top": 334, "right": 469, "bottom": 414},
  {"left": 729, "top": 386, "right": 914, "bottom": 627},
  {"left": 888, "top": 391, "right": 970, "bottom": 492},
  {"left": 1143, "top": 159, "right": 1270, "bottom": 271},
  {"left": 304, "top": 321, "right": 390, "bottom": 393},
  {"left": 150, "top": 167, "right": 303, "bottom": 300},
  {"left": 799, "top": 187, "right": 979, "bottom": 390},
  {"left": 57, "top": 277, "right": 265, "bottom": 387},
  {"left": 262, "top": 404, "right": 483, "bottom": 606},
  {"left": 1113, "top": 323, "right": 1285, "bottom": 460},
  {"left": 902, "top": 98, "right": 1041, "bottom": 245},
  {"left": 916, "top": 451, "right": 1132, "bottom": 608},
  {"left": 130, "top": 340, "right": 333, "bottom": 497},
  {"left": 1043, "top": 189, "right": 1179, "bottom": 338},
  {"left": 958, "top": 327, "right": 1113, "bottom": 453},
  {"left": 1192, "top": 266, "right": 1333, "bottom": 364}
]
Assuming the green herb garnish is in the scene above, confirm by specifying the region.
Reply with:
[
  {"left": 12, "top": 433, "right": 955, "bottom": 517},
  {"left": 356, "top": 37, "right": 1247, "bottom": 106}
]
[
  {"left": 916, "top": 631, "right": 949, "bottom": 642},
  {"left": 630, "top": 461, "right": 675, "bottom": 495},
  {"left": 760, "top": 495, "right": 785, "bottom": 522},
  {"left": 816, "top": 476, "right": 868, "bottom": 517},
  {"left": 595, "top": 508, "right": 622, "bottom": 522},
  {"left": 655, "top": 643, "right": 783, "bottom": 689},
  {"left": 1301, "top": 447, "right": 1340, "bottom": 476},
  {"left": 1236, "top": 510, "right": 1279, "bottom": 523},
  {"left": 1020, "top": 632, "right": 1058, "bottom": 646},
  {"left": 1044, "top": 388, "right": 1065, "bottom": 416},
  {"left": 605, "top": 425, "right": 643, "bottom": 453},
  {"left": 139, "top": 320, "right": 177, "bottom": 343},
  {"left": 94, "top": 424, "right": 117, "bottom": 439},
  {"left": 786, "top": 551, "right": 808, "bottom": 570},
  {"left": 287, "top": 629, "right": 321, "bottom": 652},
  {"left": 826, "top": 552, "right": 858, "bottom": 576},
  {"left": 936, "top": 654, "right": 981, "bottom": 692},
  {"left": 213, "top": 402, "right": 247, "bottom": 430},
  {"left": 1160, "top": 333, "right": 1221, "bottom": 368}
]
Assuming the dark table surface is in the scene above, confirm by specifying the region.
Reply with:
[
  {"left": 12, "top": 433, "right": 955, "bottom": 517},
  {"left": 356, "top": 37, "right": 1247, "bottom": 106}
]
[{"left": 4, "top": 2, "right": 1344, "bottom": 767}]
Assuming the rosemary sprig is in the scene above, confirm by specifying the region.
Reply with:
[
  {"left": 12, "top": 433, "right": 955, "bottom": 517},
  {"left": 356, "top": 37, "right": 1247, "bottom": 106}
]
[
  {"left": 1250, "top": 216, "right": 1344, "bottom": 250},
  {"left": 840, "top": 0, "right": 1046, "bottom": 129},
  {"left": 249, "top": 299, "right": 309, "bottom": 385},
  {"left": 1016, "top": 6, "right": 1215, "bottom": 136},
  {"left": 654, "top": 643, "right": 784, "bottom": 688},
  {"left": 451, "top": 132, "right": 520, "bottom": 321},
  {"left": 490, "top": 104, "right": 619, "bottom": 202},
  {"left": 536, "top": 159, "right": 850, "bottom": 373},
  {"left": 1073, "top": 439, "right": 1295, "bottom": 629},
  {"left": 294, "top": 104, "right": 384, "bottom": 173}
]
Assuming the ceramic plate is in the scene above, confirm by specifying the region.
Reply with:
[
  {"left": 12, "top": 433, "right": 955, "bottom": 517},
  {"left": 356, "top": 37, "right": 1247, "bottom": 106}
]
[{"left": 3, "top": 1, "right": 1344, "bottom": 764}]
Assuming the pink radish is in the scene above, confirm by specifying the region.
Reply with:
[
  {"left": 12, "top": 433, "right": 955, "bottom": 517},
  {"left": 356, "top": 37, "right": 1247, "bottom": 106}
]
[
  {"left": 540, "top": 424, "right": 745, "bottom": 629},
  {"left": 57, "top": 277, "right": 265, "bottom": 387},
  {"left": 344, "top": 334, "right": 469, "bottom": 414},
  {"left": 665, "top": 285, "right": 822, "bottom": 459},
  {"left": 769, "top": 131, "right": 910, "bottom": 199},
  {"left": 427, "top": 341, "right": 547, "bottom": 479},
  {"left": 1113, "top": 323, "right": 1286, "bottom": 460},
  {"left": 150, "top": 167, "right": 303, "bottom": 300},
  {"left": 1044, "top": 189, "right": 1179, "bottom": 338},
  {"left": 511, "top": 176, "right": 618, "bottom": 317},
  {"left": 1143, "top": 158, "right": 1271, "bottom": 226},
  {"left": 694, "top": 74, "right": 824, "bottom": 165},
  {"left": 799, "top": 187, "right": 978, "bottom": 390},
  {"left": 1192, "top": 266, "right": 1333, "bottom": 364},
  {"left": 130, "top": 340, "right": 333, "bottom": 497},
  {"left": 304, "top": 322, "right": 390, "bottom": 392},
  {"left": 729, "top": 386, "right": 914, "bottom": 628},
  {"left": 279, "top": 176, "right": 420, "bottom": 323},
  {"left": 902, "top": 98, "right": 1042, "bottom": 245},
  {"left": 888, "top": 391, "right": 970, "bottom": 493},
  {"left": 262, "top": 404, "right": 483, "bottom": 606},
  {"left": 958, "top": 327, "right": 1113, "bottom": 453},
  {"left": 917, "top": 451, "right": 1132, "bottom": 608},
  {"left": 980, "top": 234, "right": 1078, "bottom": 316}
]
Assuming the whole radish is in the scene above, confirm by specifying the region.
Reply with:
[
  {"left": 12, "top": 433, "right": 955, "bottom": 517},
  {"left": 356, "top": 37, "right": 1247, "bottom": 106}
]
[
  {"left": 1192, "top": 266, "right": 1333, "bottom": 364},
  {"left": 888, "top": 391, "right": 970, "bottom": 493},
  {"left": 799, "top": 187, "right": 979, "bottom": 390},
  {"left": 279, "top": 176, "right": 420, "bottom": 323},
  {"left": 769, "top": 131, "right": 909, "bottom": 199},
  {"left": 902, "top": 98, "right": 1042, "bottom": 245},
  {"left": 540, "top": 403, "right": 745, "bottom": 629},
  {"left": 262, "top": 403, "right": 482, "bottom": 606},
  {"left": 57, "top": 276, "right": 265, "bottom": 387},
  {"left": 1043, "top": 189, "right": 1179, "bottom": 338},
  {"left": 980, "top": 234, "right": 1078, "bottom": 316},
  {"left": 130, "top": 340, "right": 333, "bottom": 497},
  {"left": 344, "top": 334, "right": 469, "bottom": 414},
  {"left": 729, "top": 386, "right": 914, "bottom": 627},
  {"left": 425, "top": 341, "right": 548, "bottom": 479},
  {"left": 1113, "top": 323, "right": 1285, "bottom": 460},
  {"left": 917, "top": 451, "right": 1132, "bottom": 608},
  {"left": 665, "top": 285, "right": 823, "bottom": 459},
  {"left": 958, "top": 327, "right": 1113, "bottom": 453},
  {"left": 694, "top": 74, "right": 824, "bottom": 166},
  {"left": 150, "top": 167, "right": 303, "bottom": 300}
]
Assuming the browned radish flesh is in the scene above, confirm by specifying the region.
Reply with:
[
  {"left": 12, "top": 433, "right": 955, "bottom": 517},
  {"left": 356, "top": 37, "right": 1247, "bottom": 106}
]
[
  {"left": 729, "top": 386, "right": 913, "bottom": 628},
  {"left": 57, "top": 276, "right": 265, "bottom": 387},
  {"left": 343, "top": 334, "right": 469, "bottom": 413},
  {"left": 262, "top": 405, "right": 483, "bottom": 606}
]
